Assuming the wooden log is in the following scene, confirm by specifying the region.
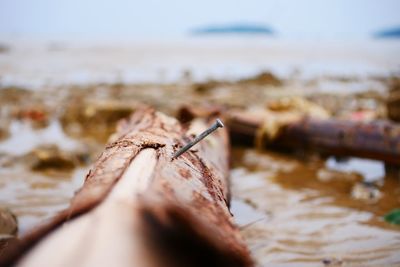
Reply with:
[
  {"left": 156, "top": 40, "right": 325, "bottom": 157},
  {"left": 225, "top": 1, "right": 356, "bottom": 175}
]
[
  {"left": 0, "top": 107, "right": 252, "bottom": 267},
  {"left": 230, "top": 112, "right": 400, "bottom": 165},
  {"left": 387, "top": 78, "right": 400, "bottom": 122},
  {"left": 179, "top": 105, "right": 400, "bottom": 165}
]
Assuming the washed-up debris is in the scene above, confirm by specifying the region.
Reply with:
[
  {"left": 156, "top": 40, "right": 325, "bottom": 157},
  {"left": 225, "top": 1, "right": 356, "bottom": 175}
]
[
  {"left": 347, "top": 91, "right": 387, "bottom": 121},
  {"left": 307, "top": 91, "right": 386, "bottom": 120},
  {"left": 14, "top": 144, "right": 90, "bottom": 172},
  {"left": 238, "top": 71, "right": 282, "bottom": 86},
  {"left": 61, "top": 99, "right": 135, "bottom": 142},
  {"left": 192, "top": 71, "right": 282, "bottom": 95},
  {"left": 266, "top": 96, "right": 331, "bottom": 118},
  {"left": 384, "top": 209, "right": 400, "bottom": 225},
  {"left": 351, "top": 182, "right": 382, "bottom": 203},
  {"left": 0, "top": 87, "right": 32, "bottom": 104},
  {"left": 29, "top": 145, "right": 77, "bottom": 171},
  {"left": 192, "top": 80, "right": 222, "bottom": 94},
  {"left": 344, "top": 110, "right": 379, "bottom": 122},
  {"left": 13, "top": 106, "right": 49, "bottom": 129},
  {"left": 258, "top": 97, "right": 330, "bottom": 142},
  {"left": 207, "top": 97, "right": 331, "bottom": 145}
]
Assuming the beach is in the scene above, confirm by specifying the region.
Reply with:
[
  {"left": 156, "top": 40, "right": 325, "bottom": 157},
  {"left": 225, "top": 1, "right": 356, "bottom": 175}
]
[{"left": 1, "top": 36, "right": 400, "bottom": 266}]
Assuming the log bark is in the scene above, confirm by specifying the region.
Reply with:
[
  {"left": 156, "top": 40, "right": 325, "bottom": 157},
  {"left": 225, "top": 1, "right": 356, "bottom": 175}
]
[
  {"left": 387, "top": 78, "right": 400, "bottom": 122},
  {"left": 179, "top": 106, "right": 400, "bottom": 165},
  {"left": 0, "top": 107, "right": 252, "bottom": 267},
  {"left": 228, "top": 112, "right": 400, "bottom": 165}
]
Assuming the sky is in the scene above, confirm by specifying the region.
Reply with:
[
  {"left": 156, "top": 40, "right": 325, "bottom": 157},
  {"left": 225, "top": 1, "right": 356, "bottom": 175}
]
[{"left": 0, "top": 0, "right": 399, "bottom": 39}]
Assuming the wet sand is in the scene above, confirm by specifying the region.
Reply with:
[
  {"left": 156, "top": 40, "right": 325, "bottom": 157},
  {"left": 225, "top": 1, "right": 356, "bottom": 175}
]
[{"left": 1, "top": 38, "right": 400, "bottom": 87}]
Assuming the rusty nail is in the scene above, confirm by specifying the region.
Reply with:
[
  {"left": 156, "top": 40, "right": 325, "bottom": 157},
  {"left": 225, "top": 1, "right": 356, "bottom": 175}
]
[{"left": 172, "top": 119, "right": 224, "bottom": 159}]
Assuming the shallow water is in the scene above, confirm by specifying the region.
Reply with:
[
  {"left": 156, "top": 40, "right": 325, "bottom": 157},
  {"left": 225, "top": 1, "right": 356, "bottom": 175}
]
[
  {"left": 0, "top": 120, "right": 81, "bottom": 156},
  {"left": 0, "top": 166, "right": 87, "bottom": 233},
  {"left": 231, "top": 149, "right": 400, "bottom": 266}
]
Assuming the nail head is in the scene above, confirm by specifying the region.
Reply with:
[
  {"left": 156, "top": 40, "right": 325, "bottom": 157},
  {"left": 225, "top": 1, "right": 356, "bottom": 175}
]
[{"left": 216, "top": 118, "right": 224, "bottom": 128}]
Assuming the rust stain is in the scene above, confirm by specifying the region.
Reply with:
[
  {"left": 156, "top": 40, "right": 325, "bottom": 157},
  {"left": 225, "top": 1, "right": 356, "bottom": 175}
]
[{"left": 179, "top": 168, "right": 192, "bottom": 179}]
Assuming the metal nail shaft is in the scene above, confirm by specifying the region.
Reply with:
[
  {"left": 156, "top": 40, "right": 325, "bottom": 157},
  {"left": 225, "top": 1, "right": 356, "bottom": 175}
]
[{"left": 172, "top": 119, "right": 224, "bottom": 159}]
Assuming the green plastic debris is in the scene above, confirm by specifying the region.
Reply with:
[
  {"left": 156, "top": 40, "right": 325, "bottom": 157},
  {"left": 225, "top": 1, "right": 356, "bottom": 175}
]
[{"left": 384, "top": 209, "right": 400, "bottom": 225}]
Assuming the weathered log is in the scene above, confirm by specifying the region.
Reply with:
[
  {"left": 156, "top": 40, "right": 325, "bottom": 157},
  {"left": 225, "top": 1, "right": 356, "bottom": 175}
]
[
  {"left": 179, "top": 106, "right": 400, "bottom": 165},
  {"left": 230, "top": 112, "right": 400, "bottom": 165},
  {"left": 387, "top": 77, "right": 400, "bottom": 122},
  {"left": 0, "top": 107, "right": 252, "bottom": 267}
]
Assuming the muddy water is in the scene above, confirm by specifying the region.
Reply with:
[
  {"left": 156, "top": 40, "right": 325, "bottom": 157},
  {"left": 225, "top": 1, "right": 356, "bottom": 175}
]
[
  {"left": 231, "top": 149, "right": 400, "bottom": 267},
  {"left": 0, "top": 166, "right": 88, "bottom": 233},
  {"left": 0, "top": 120, "right": 92, "bottom": 233}
]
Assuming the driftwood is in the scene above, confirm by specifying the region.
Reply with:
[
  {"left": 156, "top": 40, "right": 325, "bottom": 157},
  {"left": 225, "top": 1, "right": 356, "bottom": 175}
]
[
  {"left": 387, "top": 78, "right": 400, "bottom": 122},
  {"left": 180, "top": 106, "right": 400, "bottom": 165},
  {"left": 0, "top": 107, "right": 252, "bottom": 267}
]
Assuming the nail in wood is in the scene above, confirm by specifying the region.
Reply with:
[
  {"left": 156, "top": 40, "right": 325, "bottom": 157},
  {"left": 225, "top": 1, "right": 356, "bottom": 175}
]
[{"left": 172, "top": 119, "right": 224, "bottom": 159}]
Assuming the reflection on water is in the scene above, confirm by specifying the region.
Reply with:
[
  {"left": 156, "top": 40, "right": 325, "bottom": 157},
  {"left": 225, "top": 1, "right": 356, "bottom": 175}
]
[
  {"left": 326, "top": 157, "right": 385, "bottom": 182},
  {"left": 0, "top": 120, "right": 81, "bottom": 156},
  {"left": 0, "top": 167, "right": 87, "bottom": 234},
  {"left": 231, "top": 149, "right": 400, "bottom": 267}
]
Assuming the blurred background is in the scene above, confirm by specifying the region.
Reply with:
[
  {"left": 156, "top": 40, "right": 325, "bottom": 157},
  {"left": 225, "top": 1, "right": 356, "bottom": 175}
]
[
  {"left": 0, "top": 0, "right": 400, "bottom": 85},
  {"left": 1, "top": 0, "right": 400, "bottom": 38},
  {"left": 0, "top": 1, "right": 400, "bottom": 266}
]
